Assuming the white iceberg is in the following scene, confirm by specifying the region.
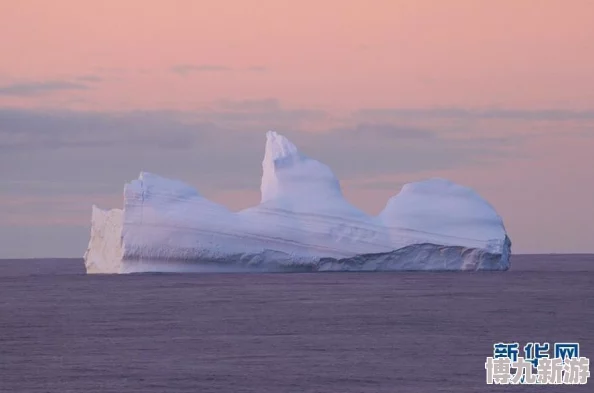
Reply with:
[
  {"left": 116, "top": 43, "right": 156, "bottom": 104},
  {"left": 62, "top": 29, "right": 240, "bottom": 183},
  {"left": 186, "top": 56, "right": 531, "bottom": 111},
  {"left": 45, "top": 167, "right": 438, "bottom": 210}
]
[{"left": 84, "top": 131, "right": 511, "bottom": 274}]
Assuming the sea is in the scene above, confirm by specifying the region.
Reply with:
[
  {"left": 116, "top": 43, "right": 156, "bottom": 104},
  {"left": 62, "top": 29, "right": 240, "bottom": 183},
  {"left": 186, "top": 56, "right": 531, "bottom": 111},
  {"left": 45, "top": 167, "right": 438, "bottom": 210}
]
[{"left": 0, "top": 254, "right": 593, "bottom": 393}]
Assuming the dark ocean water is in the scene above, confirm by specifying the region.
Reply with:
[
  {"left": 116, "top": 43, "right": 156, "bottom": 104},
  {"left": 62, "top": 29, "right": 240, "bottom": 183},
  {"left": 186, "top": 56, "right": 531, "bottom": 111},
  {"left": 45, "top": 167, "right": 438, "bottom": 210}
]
[{"left": 0, "top": 255, "right": 593, "bottom": 393}]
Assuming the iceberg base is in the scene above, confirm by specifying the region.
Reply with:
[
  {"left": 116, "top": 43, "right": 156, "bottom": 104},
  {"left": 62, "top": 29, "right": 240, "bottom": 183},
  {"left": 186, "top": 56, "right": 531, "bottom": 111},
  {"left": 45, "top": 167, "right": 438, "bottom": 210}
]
[{"left": 95, "top": 236, "right": 511, "bottom": 274}]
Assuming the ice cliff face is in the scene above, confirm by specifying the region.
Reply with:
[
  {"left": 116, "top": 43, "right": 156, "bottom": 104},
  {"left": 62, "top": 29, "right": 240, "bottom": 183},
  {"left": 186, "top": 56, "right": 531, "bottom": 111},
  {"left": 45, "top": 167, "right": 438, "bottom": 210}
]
[{"left": 84, "top": 131, "right": 511, "bottom": 274}]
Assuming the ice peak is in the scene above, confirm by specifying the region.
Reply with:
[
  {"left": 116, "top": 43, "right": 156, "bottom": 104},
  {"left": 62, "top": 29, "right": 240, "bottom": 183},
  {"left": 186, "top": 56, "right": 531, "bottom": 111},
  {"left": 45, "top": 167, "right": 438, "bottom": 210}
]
[
  {"left": 265, "top": 131, "right": 300, "bottom": 162},
  {"left": 260, "top": 131, "right": 342, "bottom": 204}
]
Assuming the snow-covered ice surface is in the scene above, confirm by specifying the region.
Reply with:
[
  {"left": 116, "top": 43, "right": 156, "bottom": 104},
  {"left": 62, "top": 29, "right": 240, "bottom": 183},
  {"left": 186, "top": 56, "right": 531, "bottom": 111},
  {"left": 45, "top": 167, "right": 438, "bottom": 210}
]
[{"left": 84, "top": 131, "right": 511, "bottom": 274}]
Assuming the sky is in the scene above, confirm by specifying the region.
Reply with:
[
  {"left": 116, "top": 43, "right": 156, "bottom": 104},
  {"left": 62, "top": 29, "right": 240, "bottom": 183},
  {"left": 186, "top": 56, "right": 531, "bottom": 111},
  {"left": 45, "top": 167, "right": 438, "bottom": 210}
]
[{"left": 1, "top": 0, "right": 593, "bottom": 257}]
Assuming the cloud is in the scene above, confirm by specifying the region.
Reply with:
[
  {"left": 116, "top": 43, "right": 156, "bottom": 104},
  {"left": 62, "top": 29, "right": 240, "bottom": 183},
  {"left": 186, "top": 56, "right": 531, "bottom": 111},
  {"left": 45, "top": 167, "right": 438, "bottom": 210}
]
[
  {"left": 0, "top": 102, "right": 331, "bottom": 195},
  {"left": 0, "top": 108, "right": 198, "bottom": 150},
  {"left": 0, "top": 101, "right": 522, "bottom": 202},
  {"left": 245, "top": 66, "right": 268, "bottom": 72},
  {"left": 0, "top": 224, "right": 90, "bottom": 258},
  {"left": 0, "top": 80, "right": 90, "bottom": 96},
  {"left": 0, "top": 99, "right": 327, "bottom": 152},
  {"left": 171, "top": 64, "right": 269, "bottom": 76},
  {"left": 76, "top": 75, "right": 103, "bottom": 83},
  {"left": 199, "top": 98, "right": 326, "bottom": 126},
  {"left": 171, "top": 64, "right": 232, "bottom": 75},
  {"left": 216, "top": 98, "right": 281, "bottom": 112},
  {"left": 285, "top": 125, "right": 514, "bottom": 181},
  {"left": 0, "top": 99, "right": 328, "bottom": 152},
  {"left": 356, "top": 107, "right": 594, "bottom": 122},
  {"left": 329, "top": 123, "right": 436, "bottom": 139}
]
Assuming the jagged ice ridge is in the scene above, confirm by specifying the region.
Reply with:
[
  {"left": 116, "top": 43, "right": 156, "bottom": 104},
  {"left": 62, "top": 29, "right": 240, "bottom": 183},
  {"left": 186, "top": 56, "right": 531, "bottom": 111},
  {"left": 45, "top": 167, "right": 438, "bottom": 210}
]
[{"left": 84, "top": 131, "right": 511, "bottom": 273}]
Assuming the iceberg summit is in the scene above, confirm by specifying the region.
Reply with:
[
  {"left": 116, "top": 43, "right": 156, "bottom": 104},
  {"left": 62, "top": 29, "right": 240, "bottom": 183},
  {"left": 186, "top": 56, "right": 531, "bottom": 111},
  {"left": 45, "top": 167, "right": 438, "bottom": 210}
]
[{"left": 84, "top": 131, "right": 511, "bottom": 274}]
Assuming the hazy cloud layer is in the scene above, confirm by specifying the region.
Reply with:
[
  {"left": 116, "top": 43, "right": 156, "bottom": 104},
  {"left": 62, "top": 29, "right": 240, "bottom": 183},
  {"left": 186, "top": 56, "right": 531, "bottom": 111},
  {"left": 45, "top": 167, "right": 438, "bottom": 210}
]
[
  {"left": 216, "top": 98, "right": 281, "bottom": 112},
  {"left": 357, "top": 108, "right": 594, "bottom": 122},
  {"left": 0, "top": 108, "right": 199, "bottom": 151},
  {"left": 0, "top": 80, "right": 91, "bottom": 96},
  {"left": 245, "top": 66, "right": 268, "bottom": 72},
  {"left": 171, "top": 64, "right": 268, "bottom": 76},
  {"left": 331, "top": 123, "right": 436, "bottom": 140},
  {"left": 0, "top": 225, "right": 90, "bottom": 258},
  {"left": 0, "top": 102, "right": 520, "bottom": 200},
  {"left": 171, "top": 64, "right": 232, "bottom": 75},
  {"left": 196, "top": 98, "right": 326, "bottom": 127},
  {"left": 76, "top": 75, "right": 103, "bottom": 83}
]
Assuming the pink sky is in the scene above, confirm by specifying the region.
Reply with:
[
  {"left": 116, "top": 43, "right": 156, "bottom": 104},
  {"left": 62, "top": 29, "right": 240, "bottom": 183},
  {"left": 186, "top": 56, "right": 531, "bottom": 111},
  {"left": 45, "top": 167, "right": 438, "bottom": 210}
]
[
  {"left": 2, "top": 0, "right": 593, "bottom": 110},
  {"left": 0, "top": 0, "right": 593, "bottom": 256}
]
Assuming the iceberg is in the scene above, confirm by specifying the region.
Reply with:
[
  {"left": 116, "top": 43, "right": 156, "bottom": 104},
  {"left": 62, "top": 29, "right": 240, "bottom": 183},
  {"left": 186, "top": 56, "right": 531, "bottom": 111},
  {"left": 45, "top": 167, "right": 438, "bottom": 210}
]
[{"left": 84, "top": 131, "right": 511, "bottom": 274}]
